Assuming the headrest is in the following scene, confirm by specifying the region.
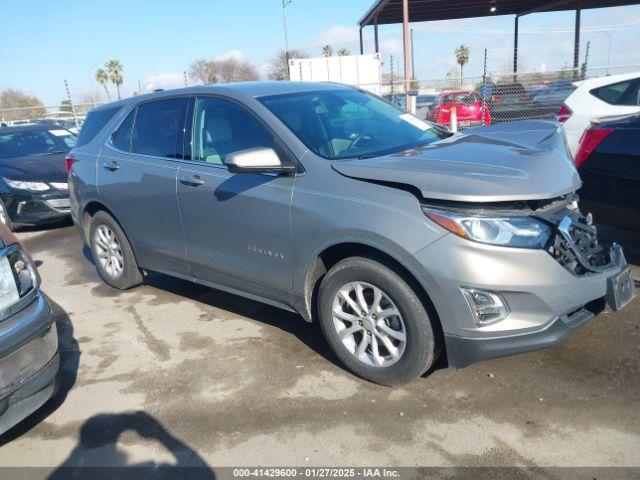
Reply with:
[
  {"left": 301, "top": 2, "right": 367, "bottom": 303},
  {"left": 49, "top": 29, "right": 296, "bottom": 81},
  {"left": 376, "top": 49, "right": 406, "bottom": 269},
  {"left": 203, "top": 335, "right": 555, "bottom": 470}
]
[{"left": 205, "top": 116, "right": 232, "bottom": 142}]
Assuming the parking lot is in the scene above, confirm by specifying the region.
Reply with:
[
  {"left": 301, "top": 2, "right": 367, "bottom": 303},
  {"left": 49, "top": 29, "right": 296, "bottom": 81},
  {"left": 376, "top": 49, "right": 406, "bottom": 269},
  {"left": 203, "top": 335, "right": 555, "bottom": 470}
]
[{"left": 0, "top": 222, "right": 636, "bottom": 469}]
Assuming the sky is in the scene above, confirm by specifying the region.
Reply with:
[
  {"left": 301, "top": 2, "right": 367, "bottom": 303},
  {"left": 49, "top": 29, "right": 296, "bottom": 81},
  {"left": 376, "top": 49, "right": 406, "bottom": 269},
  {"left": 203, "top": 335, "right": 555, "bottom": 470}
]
[{"left": 1, "top": 0, "right": 640, "bottom": 106}]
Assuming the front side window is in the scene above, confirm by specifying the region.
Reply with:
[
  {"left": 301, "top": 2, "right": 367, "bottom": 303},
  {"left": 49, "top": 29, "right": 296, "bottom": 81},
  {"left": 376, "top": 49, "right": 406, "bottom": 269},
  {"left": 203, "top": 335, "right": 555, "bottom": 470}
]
[
  {"left": 0, "top": 129, "right": 74, "bottom": 159},
  {"left": 260, "top": 89, "right": 447, "bottom": 160},
  {"left": 131, "top": 98, "right": 186, "bottom": 158},
  {"left": 192, "top": 97, "right": 278, "bottom": 165},
  {"left": 591, "top": 79, "right": 640, "bottom": 106}
]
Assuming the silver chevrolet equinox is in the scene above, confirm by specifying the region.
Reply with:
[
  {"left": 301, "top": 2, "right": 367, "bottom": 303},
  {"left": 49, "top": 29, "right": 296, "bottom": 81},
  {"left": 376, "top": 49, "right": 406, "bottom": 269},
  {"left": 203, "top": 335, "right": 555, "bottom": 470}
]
[{"left": 68, "top": 82, "right": 635, "bottom": 385}]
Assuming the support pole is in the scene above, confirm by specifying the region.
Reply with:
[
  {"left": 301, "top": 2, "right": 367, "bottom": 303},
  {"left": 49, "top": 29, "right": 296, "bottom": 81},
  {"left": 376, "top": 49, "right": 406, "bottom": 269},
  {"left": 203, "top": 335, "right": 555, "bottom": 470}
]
[
  {"left": 513, "top": 16, "right": 519, "bottom": 78},
  {"left": 402, "top": 0, "right": 411, "bottom": 111},
  {"left": 573, "top": 3, "right": 581, "bottom": 79},
  {"left": 64, "top": 79, "right": 79, "bottom": 130},
  {"left": 359, "top": 27, "right": 364, "bottom": 55},
  {"left": 374, "top": 17, "right": 379, "bottom": 53},
  {"left": 410, "top": 28, "right": 416, "bottom": 80}
]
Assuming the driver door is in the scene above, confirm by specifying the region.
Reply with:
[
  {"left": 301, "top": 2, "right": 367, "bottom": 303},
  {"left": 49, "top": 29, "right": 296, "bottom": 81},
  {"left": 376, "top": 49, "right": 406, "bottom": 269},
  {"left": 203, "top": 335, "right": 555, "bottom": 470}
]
[{"left": 177, "top": 96, "right": 296, "bottom": 306}]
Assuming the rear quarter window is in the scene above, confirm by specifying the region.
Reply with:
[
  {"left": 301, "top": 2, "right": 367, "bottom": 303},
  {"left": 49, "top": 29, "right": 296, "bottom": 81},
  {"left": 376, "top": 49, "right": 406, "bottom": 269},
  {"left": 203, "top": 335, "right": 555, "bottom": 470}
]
[
  {"left": 76, "top": 106, "right": 121, "bottom": 147},
  {"left": 591, "top": 79, "right": 640, "bottom": 106}
]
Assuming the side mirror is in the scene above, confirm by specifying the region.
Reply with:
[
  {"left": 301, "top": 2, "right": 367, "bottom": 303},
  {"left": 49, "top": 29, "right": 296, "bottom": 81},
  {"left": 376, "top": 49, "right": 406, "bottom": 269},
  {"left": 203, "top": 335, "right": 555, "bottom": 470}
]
[{"left": 225, "top": 147, "right": 295, "bottom": 174}]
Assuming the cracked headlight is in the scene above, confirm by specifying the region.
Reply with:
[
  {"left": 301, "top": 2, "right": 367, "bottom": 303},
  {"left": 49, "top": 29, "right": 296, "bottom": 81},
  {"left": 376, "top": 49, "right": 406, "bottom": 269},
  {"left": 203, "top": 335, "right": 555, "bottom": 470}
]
[
  {"left": 4, "top": 178, "right": 50, "bottom": 191},
  {"left": 422, "top": 207, "right": 551, "bottom": 249}
]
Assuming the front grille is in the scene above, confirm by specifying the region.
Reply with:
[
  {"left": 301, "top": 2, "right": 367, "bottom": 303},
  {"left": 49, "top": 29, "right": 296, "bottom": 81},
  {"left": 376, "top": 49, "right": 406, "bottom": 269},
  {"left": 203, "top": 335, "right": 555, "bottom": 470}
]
[
  {"left": 547, "top": 211, "right": 610, "bottom": 275},
  {"left": 45, "top": 198, "right": 71, "bottom": 211}
]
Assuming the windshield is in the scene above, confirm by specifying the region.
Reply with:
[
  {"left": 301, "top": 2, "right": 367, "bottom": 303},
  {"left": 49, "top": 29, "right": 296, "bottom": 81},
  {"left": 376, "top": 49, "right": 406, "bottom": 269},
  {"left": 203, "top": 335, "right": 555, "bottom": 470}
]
[
  {"left": 260, "top": 89, "right": 448, "bottom": 160},
  {"left": 0, "top": 129, "right": 76, "bottom": 159},
  {"left": 443, "top": 92, "right": 481, "bottom": 104}
]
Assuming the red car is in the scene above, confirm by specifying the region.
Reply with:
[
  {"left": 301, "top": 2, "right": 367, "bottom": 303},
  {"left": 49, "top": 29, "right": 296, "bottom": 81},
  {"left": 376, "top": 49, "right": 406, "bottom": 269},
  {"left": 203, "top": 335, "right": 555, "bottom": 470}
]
[{"left": 426, "top": 90, "right": 491, "bottom": 127}]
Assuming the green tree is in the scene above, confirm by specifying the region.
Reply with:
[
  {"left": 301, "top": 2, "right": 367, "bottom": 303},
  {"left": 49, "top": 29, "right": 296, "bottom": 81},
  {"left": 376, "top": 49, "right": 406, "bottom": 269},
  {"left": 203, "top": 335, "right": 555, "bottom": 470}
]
[
  {"left": 322, "top": 45, "right": 334, "bottom": 57},
  {"left": 95, "top": 68, "right": 111, "bottom": 101},
  {"left": 106, "top": 59, "right": 124, "bottom": 100},
  {"left": 337, "top": 48, "right": 351, "bottom": 57},
  {"left": 59, "top": 99, "right": 73, "bottom": 114},
  {"left": 455, "top": 45, "right": 470, "bottom": 87}
]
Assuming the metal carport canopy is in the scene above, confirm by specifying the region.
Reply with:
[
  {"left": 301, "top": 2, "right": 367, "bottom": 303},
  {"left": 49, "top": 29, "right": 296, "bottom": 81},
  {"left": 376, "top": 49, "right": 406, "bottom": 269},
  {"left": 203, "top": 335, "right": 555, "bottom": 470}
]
[
  {"left": 358, "top": 0, "right": 640, "bottom": 111},
  {"left": 359, "top": 0, "right": 639, "bottom": 26}
]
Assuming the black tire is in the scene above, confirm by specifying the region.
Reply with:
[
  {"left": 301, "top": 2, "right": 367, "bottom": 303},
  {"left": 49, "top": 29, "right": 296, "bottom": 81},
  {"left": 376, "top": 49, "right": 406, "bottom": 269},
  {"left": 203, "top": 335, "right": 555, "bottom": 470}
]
[
  {"left": 89, "top": 211, "right": 143, "bottom": 290},
  {"left": 318, "top": 256, "right": 437, "bottom": 386},
  {"left": 0, "top": 199, "right": 14, "bottom": 232}
]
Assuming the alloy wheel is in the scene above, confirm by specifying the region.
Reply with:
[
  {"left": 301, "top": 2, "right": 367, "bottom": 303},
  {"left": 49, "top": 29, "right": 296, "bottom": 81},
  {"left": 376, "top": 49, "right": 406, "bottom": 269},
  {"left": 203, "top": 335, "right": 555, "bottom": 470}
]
[
  {"left": 331, "top": 281, "right": 407, "bottom": 367},
  {"left": 94, "top": 224, "right": 124, "bottom": 278}
]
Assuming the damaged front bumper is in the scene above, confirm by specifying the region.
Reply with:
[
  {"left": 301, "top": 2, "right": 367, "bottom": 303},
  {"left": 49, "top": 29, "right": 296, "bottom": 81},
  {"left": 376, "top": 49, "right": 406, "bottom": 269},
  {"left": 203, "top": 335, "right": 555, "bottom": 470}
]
[
  {"left": 443, "top": 243, "right": 634, "bottom": 368},
  {"left": 414, "top": 198, "right": 636, "bottom": 369}
]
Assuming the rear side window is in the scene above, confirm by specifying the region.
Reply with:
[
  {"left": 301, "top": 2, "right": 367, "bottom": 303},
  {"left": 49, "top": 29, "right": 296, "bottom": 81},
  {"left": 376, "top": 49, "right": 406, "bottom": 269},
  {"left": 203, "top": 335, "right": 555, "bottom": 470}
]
[
  {"left": 76, "top": 106, "right": 121, "bottom": 147},
  {"left": 131, "top": 98, "right": 186, "bottom": 158},
  {"left": 591, "top": 79, "right": 640, "bottom": 106},
  {"left": 112, "top": 110, "right": 135, "bottom": 152}
]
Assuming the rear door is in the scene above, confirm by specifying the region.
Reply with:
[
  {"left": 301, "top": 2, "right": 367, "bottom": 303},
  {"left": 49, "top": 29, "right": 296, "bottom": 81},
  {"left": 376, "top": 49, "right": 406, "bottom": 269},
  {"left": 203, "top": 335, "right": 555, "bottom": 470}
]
[
  {"left": 176, "top": 95, "right": 295, "bottom": 306},
  {"left": 98, "top": 97, "right": 189, "bottom": 275}
]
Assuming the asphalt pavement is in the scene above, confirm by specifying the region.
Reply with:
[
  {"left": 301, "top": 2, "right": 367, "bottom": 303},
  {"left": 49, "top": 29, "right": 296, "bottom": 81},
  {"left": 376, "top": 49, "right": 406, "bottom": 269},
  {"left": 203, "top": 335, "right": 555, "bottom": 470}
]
[{"left": 0, "top": 221, "right": 638, "bottom": 472}]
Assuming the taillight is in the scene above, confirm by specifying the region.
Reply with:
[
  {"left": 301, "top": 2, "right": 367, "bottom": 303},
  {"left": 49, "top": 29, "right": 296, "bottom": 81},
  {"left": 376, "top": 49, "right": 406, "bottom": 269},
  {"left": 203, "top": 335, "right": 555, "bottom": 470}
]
[
  {"left": 492, "top": 95, "right": 502, "bottom": 102},
  {"left": 65, "top": 153, "right": 76, "bottom": 173},
  {"left": 574, "top": 128, "right": 614, "bottom": 168},
  {"left": 556, "top": 103, "right": 573, "bottom": 123},
  {"left": 519, "top": 93, "right": 531, "bottom": 101}
]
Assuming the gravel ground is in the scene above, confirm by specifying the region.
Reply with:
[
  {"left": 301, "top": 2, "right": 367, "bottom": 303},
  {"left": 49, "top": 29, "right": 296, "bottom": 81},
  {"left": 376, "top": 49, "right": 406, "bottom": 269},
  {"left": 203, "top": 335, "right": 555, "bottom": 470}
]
[{"left": 0, "top": 221, "right": 638, "bottom": 472}]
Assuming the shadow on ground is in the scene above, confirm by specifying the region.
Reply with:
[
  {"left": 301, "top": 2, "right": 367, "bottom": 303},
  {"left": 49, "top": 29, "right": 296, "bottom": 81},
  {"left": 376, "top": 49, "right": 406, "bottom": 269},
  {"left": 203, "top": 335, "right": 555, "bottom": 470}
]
[
  {"left": 142, "top": 271, "right": 343, "bottom": 369},
  {"left": 14, "top": 218, "right": 74, "bottom": 234},
  {"left": 47, "top": 411, "right": 215, "bottom": 479}
]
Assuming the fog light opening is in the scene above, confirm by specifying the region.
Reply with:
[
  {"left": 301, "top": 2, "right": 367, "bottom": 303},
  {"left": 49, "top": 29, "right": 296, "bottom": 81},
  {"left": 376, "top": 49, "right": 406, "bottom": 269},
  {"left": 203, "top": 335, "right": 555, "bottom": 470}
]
[{"left": 460, "top": 287, "right": 510, "bottom": 326}]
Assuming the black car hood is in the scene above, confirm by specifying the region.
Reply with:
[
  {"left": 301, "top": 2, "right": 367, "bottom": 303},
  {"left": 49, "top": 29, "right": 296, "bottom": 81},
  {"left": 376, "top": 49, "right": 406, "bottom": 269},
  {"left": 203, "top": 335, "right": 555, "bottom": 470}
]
[
  {"left": 0, "top": 152, "right": 68, "bottom": 183},
  {"left": 331, "top": 120, "right": 580, "bottom": 203}
]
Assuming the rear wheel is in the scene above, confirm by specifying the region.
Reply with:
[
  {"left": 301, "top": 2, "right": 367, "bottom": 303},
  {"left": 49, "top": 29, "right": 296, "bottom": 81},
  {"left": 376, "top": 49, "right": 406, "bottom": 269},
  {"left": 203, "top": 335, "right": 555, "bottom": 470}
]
[
  {"left": 318, "top": 256, "right": 437, "bottom": 386},
  {"left": 89, "top": 211, "right": 142, "bottom": 289}
]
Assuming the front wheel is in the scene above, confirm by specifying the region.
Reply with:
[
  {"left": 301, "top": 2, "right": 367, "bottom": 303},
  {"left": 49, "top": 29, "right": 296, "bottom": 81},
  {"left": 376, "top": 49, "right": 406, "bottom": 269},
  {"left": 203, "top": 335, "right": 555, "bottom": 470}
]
[
  {"left": 89, "top": 211, "right": 143, "bottom": 290},
  {"left": 318, "top": 256, "right": 437, "bottom": 386}
]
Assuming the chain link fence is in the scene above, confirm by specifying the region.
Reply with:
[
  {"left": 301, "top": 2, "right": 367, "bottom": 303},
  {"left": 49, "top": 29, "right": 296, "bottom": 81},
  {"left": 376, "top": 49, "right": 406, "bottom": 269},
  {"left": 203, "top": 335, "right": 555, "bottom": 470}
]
[
  {"left": 381, "top": 60, "right": 640, "bottom": 131},
  {"left": 0, "top": 102, "right": 103, "bottom": 130}
]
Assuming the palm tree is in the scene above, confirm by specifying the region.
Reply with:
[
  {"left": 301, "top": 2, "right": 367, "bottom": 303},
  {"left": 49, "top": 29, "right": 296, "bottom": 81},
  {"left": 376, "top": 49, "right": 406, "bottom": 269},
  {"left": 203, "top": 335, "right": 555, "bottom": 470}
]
[
  {"left": 455, "top": 45, "right": 470, "bottom": 88},
  {"left": 106, "top": 59, "right": 124, "bottom": 100},
  {"left": 322, "top": 45, "right": 334, "bottom": 57},
  {"left": 337, "top": 48, "right": 351, "bottom": 57},
  {"left": 95, "top": 68, "right": 111, "bottom": 101}
]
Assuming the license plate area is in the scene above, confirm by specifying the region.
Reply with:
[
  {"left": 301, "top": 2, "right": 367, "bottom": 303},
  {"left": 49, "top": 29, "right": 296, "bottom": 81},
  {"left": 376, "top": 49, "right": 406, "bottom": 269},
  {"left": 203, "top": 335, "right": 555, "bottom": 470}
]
[{"left": 606, "top": 267, "right": 636, "bottom": 311}]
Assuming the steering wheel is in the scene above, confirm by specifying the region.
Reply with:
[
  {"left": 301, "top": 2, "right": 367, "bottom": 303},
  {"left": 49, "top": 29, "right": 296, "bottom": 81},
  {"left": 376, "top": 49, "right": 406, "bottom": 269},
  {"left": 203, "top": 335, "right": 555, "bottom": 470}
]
[{"left": 346, "top": 133, "right": 372, "bottom": 152}]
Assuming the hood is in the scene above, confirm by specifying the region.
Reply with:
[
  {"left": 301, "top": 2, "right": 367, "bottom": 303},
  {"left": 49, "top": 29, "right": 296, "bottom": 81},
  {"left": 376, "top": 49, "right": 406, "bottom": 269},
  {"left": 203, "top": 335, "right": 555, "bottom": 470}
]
[
  {"left": 331, "top": 120, "right": 580, "bottom": 203},
  {"left": 0, "top": 152, "right": 68, "bottom": 183}
]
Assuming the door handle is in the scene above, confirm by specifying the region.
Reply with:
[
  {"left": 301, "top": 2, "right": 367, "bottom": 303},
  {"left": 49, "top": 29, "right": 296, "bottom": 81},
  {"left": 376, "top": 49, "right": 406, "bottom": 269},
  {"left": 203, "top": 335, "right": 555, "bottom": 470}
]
[
  {"left": 103, "top": 161, "right": 120, "bottom": 171},
  {"left": 180, "top": 175, "right": 205, "bottom": 187}
]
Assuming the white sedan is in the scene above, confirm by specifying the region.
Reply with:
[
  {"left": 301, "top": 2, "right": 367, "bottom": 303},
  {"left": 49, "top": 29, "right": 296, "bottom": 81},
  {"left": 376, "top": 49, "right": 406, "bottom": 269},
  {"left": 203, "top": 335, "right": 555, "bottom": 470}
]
[{"left": 559, "top": 71, "right": 640, "bottom": 158}]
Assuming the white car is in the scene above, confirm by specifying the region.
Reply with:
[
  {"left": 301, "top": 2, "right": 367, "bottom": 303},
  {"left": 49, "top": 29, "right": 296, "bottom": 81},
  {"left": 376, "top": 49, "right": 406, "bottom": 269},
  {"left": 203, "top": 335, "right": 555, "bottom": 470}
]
[{"left": 559, "top": 71, "right": 640, "bottom": 158}]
